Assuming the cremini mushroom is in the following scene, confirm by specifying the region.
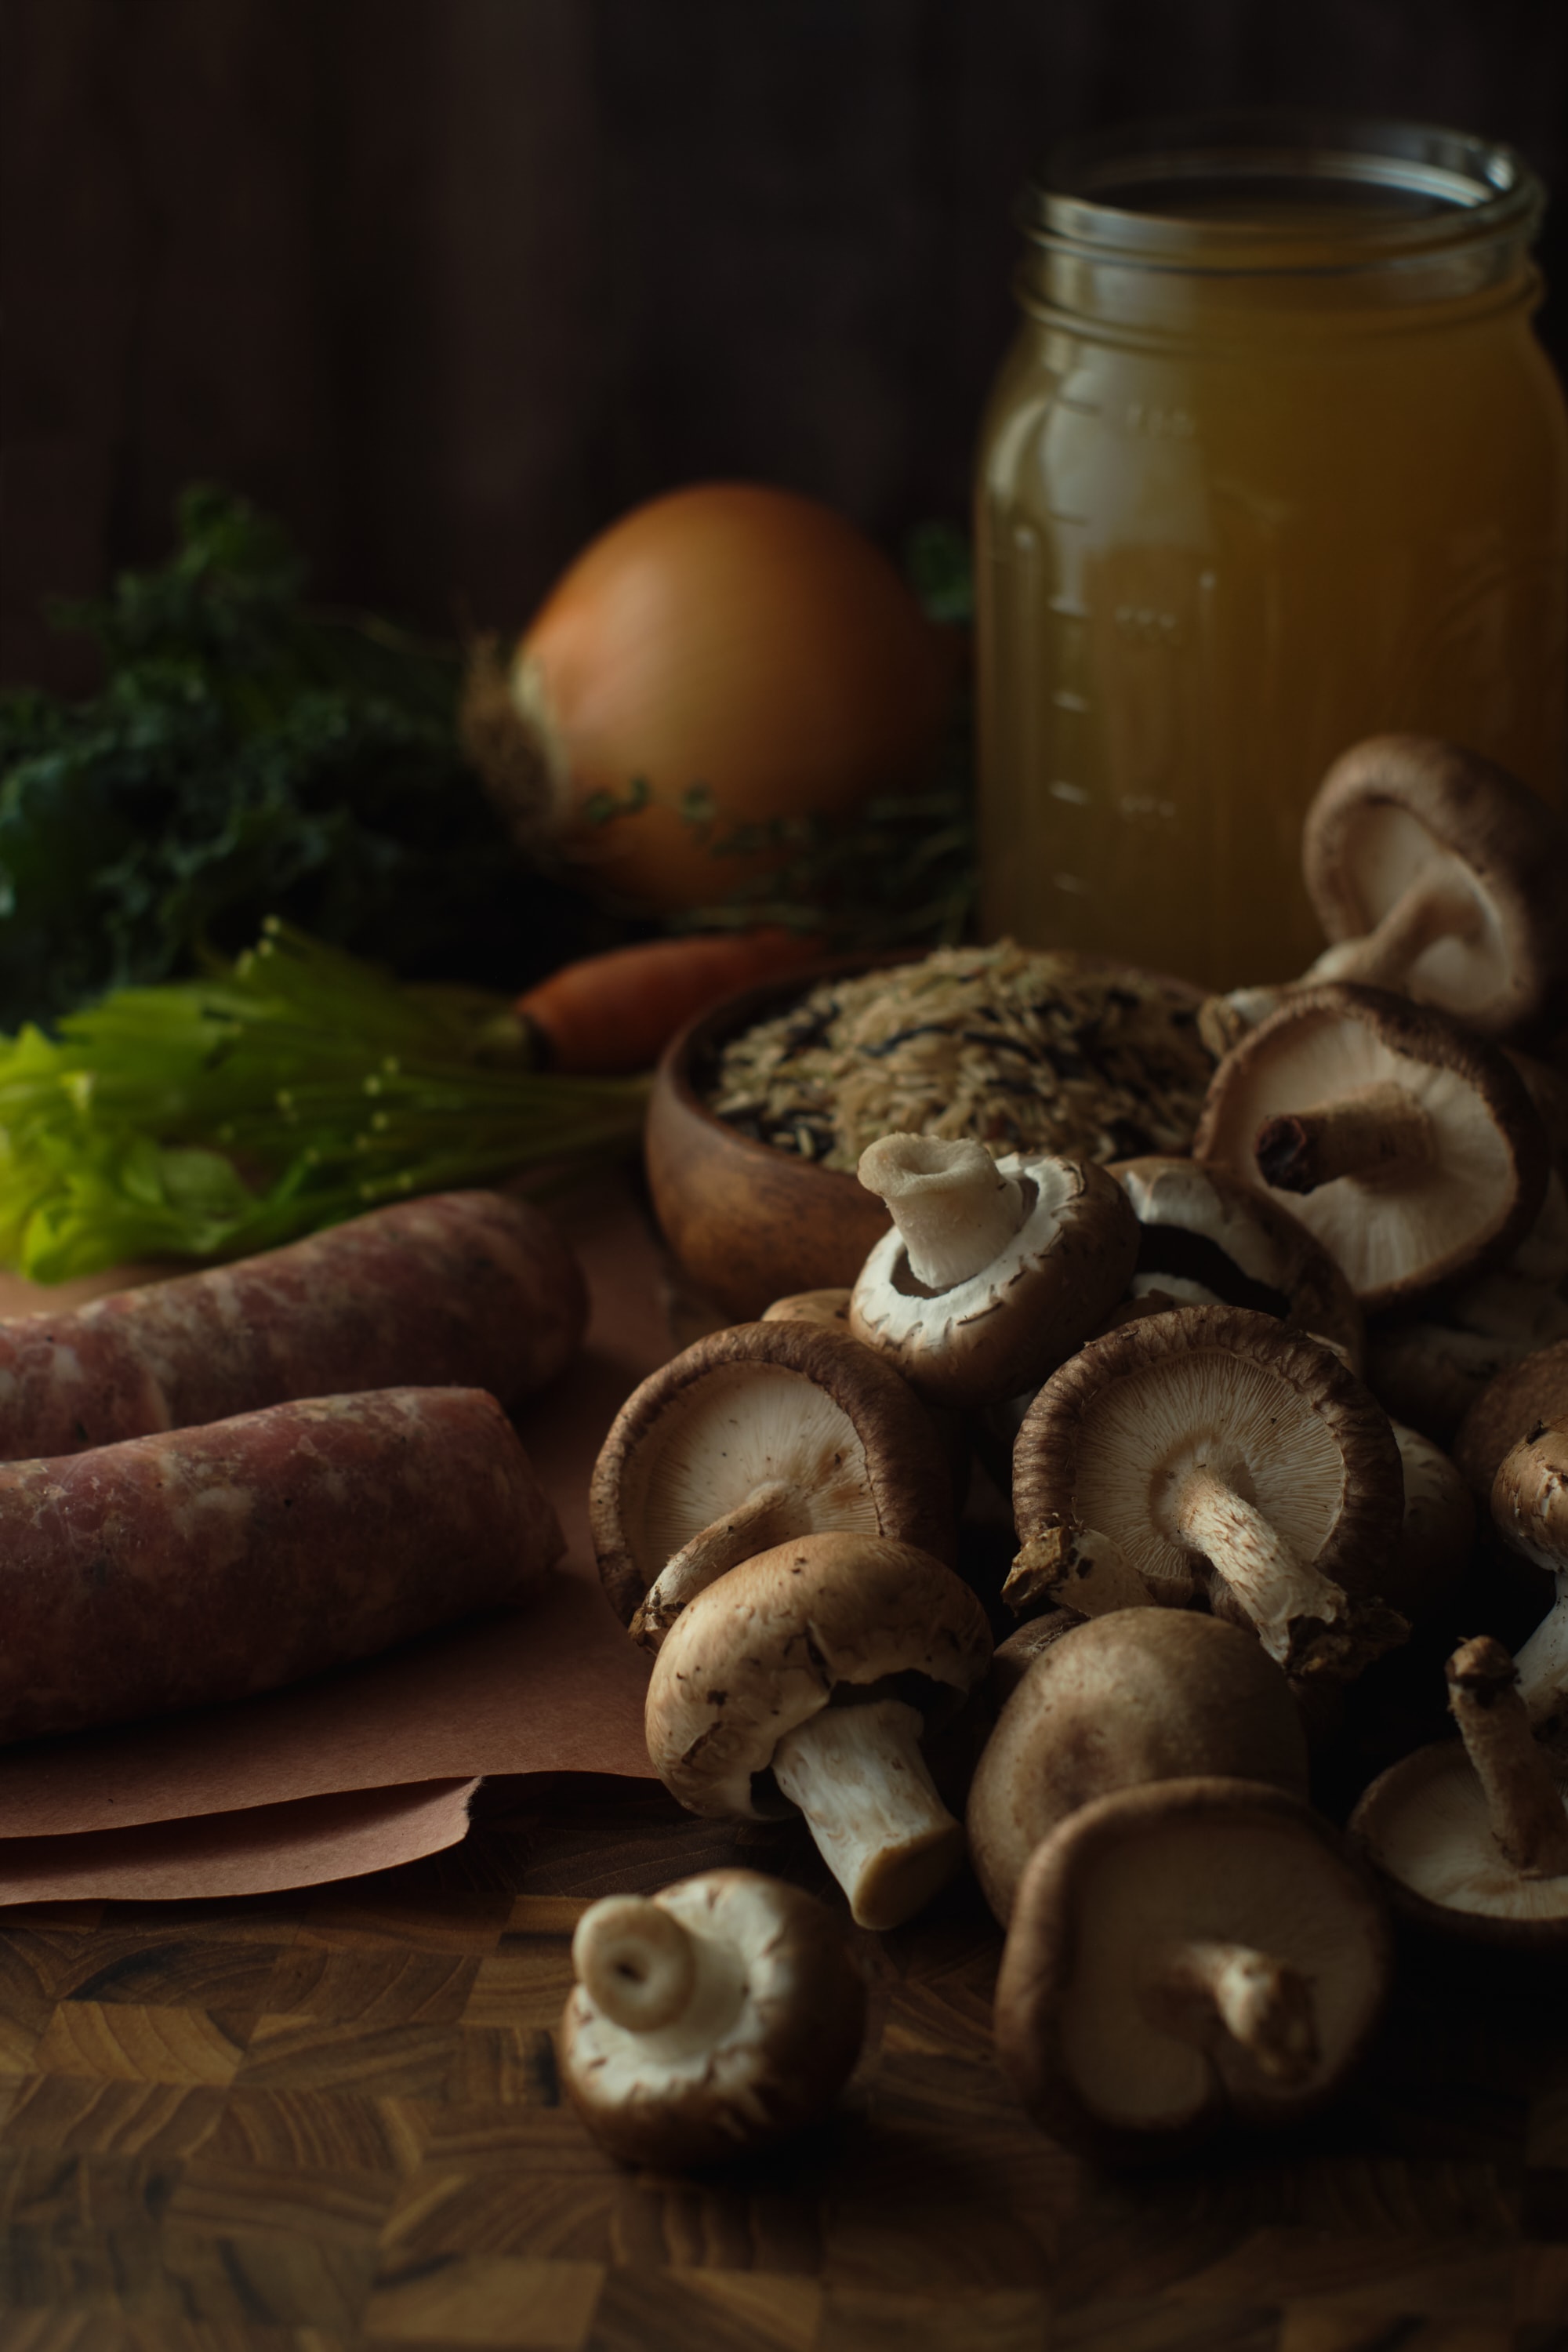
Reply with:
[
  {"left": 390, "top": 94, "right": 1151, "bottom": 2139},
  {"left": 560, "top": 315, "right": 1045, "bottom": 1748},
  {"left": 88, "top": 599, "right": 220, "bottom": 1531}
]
[
  {"left": 559, "top": 1869, "right": 866, "bottom": 2166},
  {"left": 1007, "top": 1305, "right": 1408, "bottom": 1682},
  {"left": 1109, "top": 1154, "right": 1365, "bottom": 1370},
  {"left": 1200, "top": 735, "right": 1568, "bottom": 1052},
  {"left": 1366, "top": 1048, "right": 1568, "bottom": 1442},
  {"left": 1301, "top": 737, "right": 1568, "bottom": 1040},
  {"left": 967, "top": 1611, "right": 1309, "bottom": 1924},
  {"left": 995, "top": 1778, "right": 1391, "bottom": 2160},
  {"left": 1350, "top": 1635, "right": 1568, "bottom": 1947},
  {"left": 644, "top": 1530, "right": 992, "bottom": 1930},
  {"left": 1490, "top": 1416, "right": 1568, "bottom": 1724},
  {"left": 1454, "top": 1338, "right": 1568, "bottom": 1501},
  {"left": 1193, "top": 984, "right": 1548, "bottom": 1314},
  {"left": 590, "top": 1319, "right": 953, "bottom": 1649},
  {"left": 988, "top": 1610, "right": 1082, "bottom": 1709},
  {"left": 760, "top": 1288, "right": 854, "bottom": 1330},
  {"left": 847, "top": 1135, "right": 1138, "bottom": 1407}
]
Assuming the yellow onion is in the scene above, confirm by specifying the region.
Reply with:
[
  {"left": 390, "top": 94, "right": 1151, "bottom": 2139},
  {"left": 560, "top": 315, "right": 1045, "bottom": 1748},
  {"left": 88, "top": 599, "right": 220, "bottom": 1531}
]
[{"left": 461, "top": 481, "right": 956, "bottom": 913}]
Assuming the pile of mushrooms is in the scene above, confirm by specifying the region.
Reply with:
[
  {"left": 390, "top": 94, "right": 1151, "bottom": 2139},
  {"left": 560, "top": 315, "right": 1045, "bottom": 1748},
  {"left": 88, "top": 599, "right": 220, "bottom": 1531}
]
[{"left": 575, "top": 766, "right": 1568, "bottom": 2164}]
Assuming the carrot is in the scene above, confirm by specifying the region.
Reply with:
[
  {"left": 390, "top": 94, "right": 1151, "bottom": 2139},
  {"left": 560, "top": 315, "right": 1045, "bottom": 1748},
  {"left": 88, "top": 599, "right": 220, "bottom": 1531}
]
[{"left": 515, "top": 929, "right": 829, "bottom": 1075}]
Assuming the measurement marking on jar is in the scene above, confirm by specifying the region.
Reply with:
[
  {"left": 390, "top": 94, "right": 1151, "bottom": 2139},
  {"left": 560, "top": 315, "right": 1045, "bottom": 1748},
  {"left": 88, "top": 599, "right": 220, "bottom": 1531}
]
[
  {"left": 1049, "top": 595, "right": 1090, "bottom": 619},
  {"left": 1052, "top": 691, "right": 1089, "bottom": 713},
  {"left": 1050, "top": 781, "right": 1091, "bottom": 805},
  {"left": 1056, "top": 397, "right": 1102, "bottom": 416},
  {"left": 1126, "top": 403, "right": 1196, "bottom": 439},
  {"left": 1114, "top": 604, "right": 1182, "bottom": 644}
]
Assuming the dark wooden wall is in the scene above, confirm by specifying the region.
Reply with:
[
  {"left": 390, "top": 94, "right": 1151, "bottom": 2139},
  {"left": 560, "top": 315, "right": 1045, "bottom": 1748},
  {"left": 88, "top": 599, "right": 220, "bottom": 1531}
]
[{"left": 5, "top": 0, "right": 1567, "bottom": 690}]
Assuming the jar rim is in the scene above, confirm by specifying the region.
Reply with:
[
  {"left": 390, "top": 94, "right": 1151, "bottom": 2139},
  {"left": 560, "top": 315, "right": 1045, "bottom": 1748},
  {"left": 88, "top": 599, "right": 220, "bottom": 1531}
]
[{"left": 1025, "top": 110, "right": 1542, "bottom": 271}]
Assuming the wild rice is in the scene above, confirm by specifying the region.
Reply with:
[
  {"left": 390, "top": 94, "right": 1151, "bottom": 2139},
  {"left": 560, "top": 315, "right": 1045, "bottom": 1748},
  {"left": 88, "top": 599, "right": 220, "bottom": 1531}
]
[{"left": 707, "top": 941, "right": 1212, "bottom": 1170}]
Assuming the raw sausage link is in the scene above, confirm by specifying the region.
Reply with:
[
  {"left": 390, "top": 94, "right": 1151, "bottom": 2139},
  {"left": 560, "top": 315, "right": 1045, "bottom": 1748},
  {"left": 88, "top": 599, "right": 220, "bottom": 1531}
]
[
  {"left": 0, "top": 1385, "right": 564, "bottom": 1744},
  {"left": 0, "top": 1190, "right": 587, "bottom": 1461}
]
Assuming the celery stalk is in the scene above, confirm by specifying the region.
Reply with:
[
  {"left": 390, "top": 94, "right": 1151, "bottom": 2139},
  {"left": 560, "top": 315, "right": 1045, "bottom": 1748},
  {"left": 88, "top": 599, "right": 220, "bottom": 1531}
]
[{"left": 0, "top": 922, "right": 648, "bottom": 1280}]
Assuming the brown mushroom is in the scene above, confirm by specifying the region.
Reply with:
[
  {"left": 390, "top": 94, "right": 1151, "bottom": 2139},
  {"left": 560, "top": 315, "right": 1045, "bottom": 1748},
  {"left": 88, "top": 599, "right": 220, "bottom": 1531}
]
[
  {"left": 1007, "top": 1305, "right": 1408, "bottom": 1682},
  {"left": 760, "top": 1288, "right": 854, "bottom": 1330},
  {"left": 1490, "top": 1417, "right": 1568, "bottom": 1723},
  {"left": 1193, "top": 985, "right": 1548, "bottom": 1314},
  {"left": 1453, "top": 1338, "right": 1568, "bottom": 1501},
  {"left": 1109, "top": 1154, "right": 1365, "bottom": 1370},
  {"left": 559, "top": 1869, "right": 866, "bottom": 2166},
  {"left": 590, "top": 1319, "right": 953, "bottom": 1647},
  {"left": 967, "top": 1611, "right": 1309, "bottom": 1924},
  {"left": 1300, "top": 737, "right": 1568, "bottom": 1040},
  {"left": 1350, "top": 1635, "right": 1568, "bottom": 1947},
  {"left": 644, "top": 1530, "right": 992, "bottom": 1929},
  {"left": 847, "top": 1136, "right": 1138, "bottom": 1406},
  {"left": 987, "top": 1609, "right": 1083, "bottom": 1709},
  {"left": 1200, "top": 737, "right": 1568, "bottom": 1052},
  {"left": 995, "top": 1778, "right": 1391, "bottom": 2160}
]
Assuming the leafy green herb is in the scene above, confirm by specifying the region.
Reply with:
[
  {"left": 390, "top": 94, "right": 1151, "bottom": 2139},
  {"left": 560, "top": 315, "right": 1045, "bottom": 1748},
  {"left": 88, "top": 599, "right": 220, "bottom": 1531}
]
[
  {"left": 0, "top": 487, "right": 589, "bottom": 1031},
  {"left": 0, "top": 922, "right": 646, "bottom": 1282}
]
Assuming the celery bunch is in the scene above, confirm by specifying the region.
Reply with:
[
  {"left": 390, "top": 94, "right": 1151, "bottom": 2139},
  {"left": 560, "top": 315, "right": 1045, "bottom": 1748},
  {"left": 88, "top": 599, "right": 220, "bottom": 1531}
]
[{"left": 0, "top": 923, "right": 647, "bottom": 1281}]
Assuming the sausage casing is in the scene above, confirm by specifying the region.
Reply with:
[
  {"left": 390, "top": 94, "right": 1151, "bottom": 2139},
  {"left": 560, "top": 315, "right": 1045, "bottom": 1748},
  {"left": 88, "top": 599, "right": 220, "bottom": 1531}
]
[
  {"left": 0, "top": 1189, "right": 586, "bottom": 1461},
  {"left": 0, "top": 1385, "right": 563, "bottom": 1744}
]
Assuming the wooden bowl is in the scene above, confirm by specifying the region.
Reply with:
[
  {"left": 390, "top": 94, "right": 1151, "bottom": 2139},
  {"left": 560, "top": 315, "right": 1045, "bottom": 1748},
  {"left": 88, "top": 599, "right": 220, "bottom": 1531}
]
[
  {"left": 645, "top": 953, "right": 909, "bottom": 1323},
  {"left": 645, "top": 947, "right": 1209, "bottom": 1324}
]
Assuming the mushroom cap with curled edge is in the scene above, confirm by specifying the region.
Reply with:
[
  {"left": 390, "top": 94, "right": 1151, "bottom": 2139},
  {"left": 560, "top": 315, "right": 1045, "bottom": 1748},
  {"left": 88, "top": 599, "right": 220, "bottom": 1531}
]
[
  {"left": 994, "top": 1777, "right": 1391, "bottom": 2161},
  {"left": 644, "top": 1530, "right": 993, "bottom": 1931},
  {"left": 558, "top": 1868, "right": 867, "bottom": 2169},
  {"left": 848, "top": 1137, "right": 1138, "bottom": 1409},
  {"left": 1109, "top": 1154, "right": 1365, "bottom": 1372},
  {"left": 590, "top": 1318, "right": 953, "bottom": 1646},
  {"left": 1454, "top": 1338, "right": 1568, "bottom": 1501},
  {"left": 1007, "top": 1305, "right": 1408, "bottom": 1682},
  {"left": 1300, "top": 735, "right": 1568, "bottom": 1043},
  {"left": 1192, "top": 984, "right": 1548, "bottom": 1315},
  {"left": 1349, "top": 1635, "right": 1568, "bottom": 1948},
  {"left": 967, "top": 1610, "right": 1310, "bottom": 1926}
]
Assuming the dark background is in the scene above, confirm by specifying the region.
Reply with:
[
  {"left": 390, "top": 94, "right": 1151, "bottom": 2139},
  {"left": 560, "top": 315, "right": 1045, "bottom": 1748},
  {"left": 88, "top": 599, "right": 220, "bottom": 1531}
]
[{"left": 5, "top": 0, "right": 1567, "bottom": 690}]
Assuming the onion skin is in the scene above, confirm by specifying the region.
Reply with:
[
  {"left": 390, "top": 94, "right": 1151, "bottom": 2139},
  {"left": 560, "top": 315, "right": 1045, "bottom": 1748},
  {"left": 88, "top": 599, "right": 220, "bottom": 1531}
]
[{"left": 463, "top": 483, "right": 957, "bottom": 914}]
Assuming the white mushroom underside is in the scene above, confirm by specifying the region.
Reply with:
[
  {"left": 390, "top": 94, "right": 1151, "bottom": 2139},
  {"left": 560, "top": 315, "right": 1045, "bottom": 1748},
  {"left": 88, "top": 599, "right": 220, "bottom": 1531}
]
[
  {"left": 1118, "top": 1163, "right": 1291, "bottom": 1291},
  {"left": 1221, "top": 1018, "right": 1516, "bottom": 1295},
  {"left": 855, "top": 1156, "right": 1079, "bottom": 1350},
  {"left": 1328, "top": 802, "right": 1507, "bottom": 1014},
  {"left": 1069, "top": 1350, "right": 1348, "bottom": 1599},
  {"left": 623, "top": 1367, "right": 878, "bottom": 1581},
  {"left": 568, "top": 1877, "right": 808, "bottom": 2133},
  {"left": 1362, "top": 1747, "right": 1568, "bottom": 1919},
  {"left": 1060, "top": 1820, "right": 1379, "bottom": 2125}
]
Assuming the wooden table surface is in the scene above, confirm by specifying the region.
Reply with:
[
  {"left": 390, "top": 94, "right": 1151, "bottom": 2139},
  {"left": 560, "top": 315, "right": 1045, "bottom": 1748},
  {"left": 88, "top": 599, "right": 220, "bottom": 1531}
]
[{"left": 0, "top": 1766, "right": 1564, "bottom": 2352}]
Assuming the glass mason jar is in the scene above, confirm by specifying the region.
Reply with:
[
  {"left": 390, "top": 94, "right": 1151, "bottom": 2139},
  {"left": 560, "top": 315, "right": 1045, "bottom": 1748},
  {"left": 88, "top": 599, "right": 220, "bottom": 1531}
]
[{"left": 975, "top": 113, "right": 1568, "bottom": 990}]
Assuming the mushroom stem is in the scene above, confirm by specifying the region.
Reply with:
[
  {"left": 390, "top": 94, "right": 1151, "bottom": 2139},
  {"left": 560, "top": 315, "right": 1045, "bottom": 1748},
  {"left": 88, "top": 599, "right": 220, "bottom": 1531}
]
[
  {"left": 1142, "top": 1938, "right": 1319, "bottom": 2085},
  {"left": 1305, "top": 876, "right": 1485, "bottom": 993},
  {"left": 770, "top": 1696, "right": 964, "bottom": 1931},
  {"left": 1254, "top": 1081, "right": 1436, "bottom": 1196},
  {"left": 572, "top": 1895, "right": 746, "bottom": 2046},
  {"left": 1446, "top": 1636, "right": 1568, "bottom": 1875},
  {"left": 1166, "top": 1465, "right": 1349, "bottom": 1668},
  {"left": 631, "top": 1479, "right": 800, "bottom": 1650},
  {"left": 1516, "top": 1599, "right": 1568, "bottom": 1726},
  {"left": 857, "top": 1135, "right": 1025, "bottom": 1290}
]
